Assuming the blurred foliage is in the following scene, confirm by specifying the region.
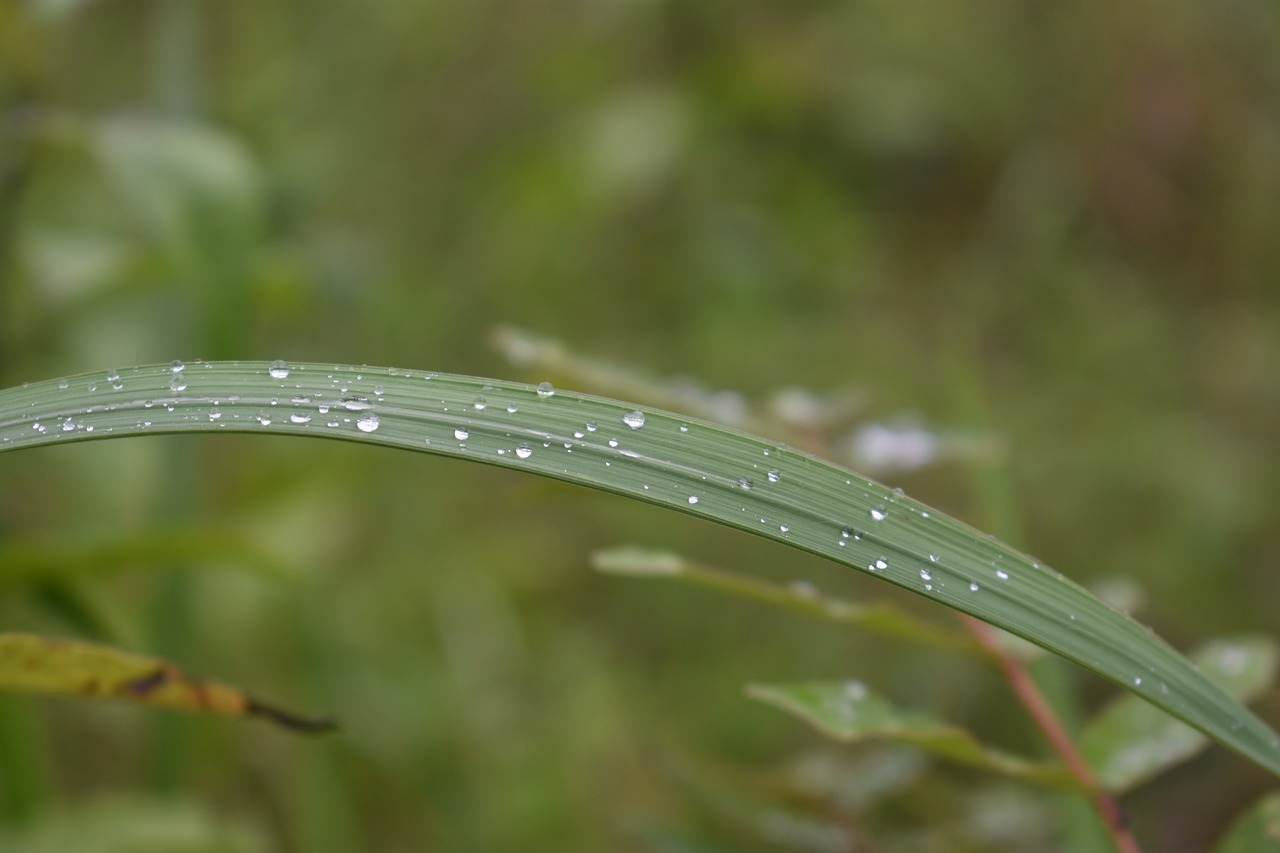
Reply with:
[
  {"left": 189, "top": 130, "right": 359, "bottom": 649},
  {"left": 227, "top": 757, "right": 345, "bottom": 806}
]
[{"left": 1, "top": 0, "right": 1279, "bottom": 849}]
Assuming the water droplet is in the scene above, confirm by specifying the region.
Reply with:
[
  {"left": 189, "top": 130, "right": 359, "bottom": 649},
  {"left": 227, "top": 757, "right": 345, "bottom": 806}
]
[
  {"left": 969, "top": 582, "right": 980, "bottom": 592},
  {"left": 766, "top": 470, "right": 780, "bottom": 483},
  {"left": 58, "top": 379, "right": 69, "bottom": 390},
  {"left": 290, "top": 413, "right": 312, "bottom": 424},
  {"left": 268, "top": 360, "right": 290, "bottom": 379},
  {"left": 622, "top": 410, "right": 646, "bottom": 430},
  {"left": 61, "top": 419, "right": 75, "bottom": 432},
  {"left": 341, "top": 396, "right": 372, "bottom": 411},
  {"left": 679, "top": 424, "right": 689, "bottom": 433},
  {"left": 607, "top": 438, "right": 619, "bottom": 448},
  {"left": 585, "top": 422, "right": 597, "bottom": 432},
  {"left": 257, "top": 412, "right": 272, "bottom": 425},
  {"left": 920, "top": 569, "right": 932, "bottom": 581},
  {"left": 454, "top": 427, "right": 470, "bottom": 440},
  {"left": 996, "top": 569, "right": 1009, "bottom": 580},
  {"left": 739, "top": 477, "right": 753, "bottom": 490},
  {"left": 779, "top": 524, "right": 790, "bottom": 533},
  {"left": 872, "top": 557, "right": 888, "bottom": 570},
  {"left": 170, "top": 360, "right": 185, "bottom": 373},
  {"left": 928, "top": 553, "right": 939, "bottom": 562},
  {"left": 166, "top": 374, "right": 186, "bottom": 392},
  {"left": 536, "top": 381, "right": 555, "bottom": 398},
  {"left": 373, "top": 384, "right": 385, "bottom": 396},
  {"left": 688, "top": 496, "right": 699, "bottom": 504},
  {"left": 870, "top": 505, "right": 888, "bottom": 522},
  {"left": 1134, "top": 677, "right": 1142, "bottom": 686},
  {"left": 473, "top": 397, "right": 487, "bottom": 410},
  {"left": 208, "top": 410, "right": 222, "bottom": 421},
  {"left": 515, "top": 443, "right": 532, "bottom": 459},
  {"left": 356, "top": 413, "right": 380, "bottom": 432}
]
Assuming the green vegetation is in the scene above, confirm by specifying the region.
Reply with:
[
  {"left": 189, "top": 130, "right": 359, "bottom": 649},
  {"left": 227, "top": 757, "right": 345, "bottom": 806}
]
[{"left": 2, "top": 1, "right": 1279, "bottom": 850}]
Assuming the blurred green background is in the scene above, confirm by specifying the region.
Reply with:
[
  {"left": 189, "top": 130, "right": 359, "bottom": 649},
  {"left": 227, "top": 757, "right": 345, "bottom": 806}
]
[{"left": 2, "top": 1, "right": 1279, "bottom": 850}]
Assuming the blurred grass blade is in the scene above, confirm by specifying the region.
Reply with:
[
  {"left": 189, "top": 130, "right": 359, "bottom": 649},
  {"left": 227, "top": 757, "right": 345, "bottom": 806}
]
[
  {"left": 1213, "top": 791, "right": 1280, "bottom": 853},
  {"left": 591, "top": 546, "right": 979, "bottom": 654},
  {"left": 746, "top": 681, "right": 1074, "bottom": 788},
  {"left": 1081, "top": 636, "right": 1279, "bottom": 793},
  {"left": 0, "top": 633, "right": 334, "bottom": 732},
  {"left": 1, "top": 362, "right": 1278, "bottom": 778}
]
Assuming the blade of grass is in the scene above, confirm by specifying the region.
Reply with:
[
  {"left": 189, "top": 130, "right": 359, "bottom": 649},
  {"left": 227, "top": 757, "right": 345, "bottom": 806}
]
[{"left": 1, "top": 361, "right": 1278, "bottom": 779}]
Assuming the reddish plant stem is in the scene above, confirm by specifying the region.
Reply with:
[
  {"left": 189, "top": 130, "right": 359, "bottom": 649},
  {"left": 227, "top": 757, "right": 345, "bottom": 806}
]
[{"left": 961, "top": 615, "right": 1143, "bottom": 853}]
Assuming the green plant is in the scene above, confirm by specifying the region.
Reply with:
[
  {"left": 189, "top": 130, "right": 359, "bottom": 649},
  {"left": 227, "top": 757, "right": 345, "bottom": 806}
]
[{"left": 1, "top": 360, "right": 1277, "bottom": 851}]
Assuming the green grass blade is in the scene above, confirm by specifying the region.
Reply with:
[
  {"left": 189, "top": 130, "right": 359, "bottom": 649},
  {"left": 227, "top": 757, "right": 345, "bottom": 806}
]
[
  {"left": 746, "top": 680, "right": 1074, "bottom": 788},
  {"left": 1080, "top": 636, "right": 1279, "bottom": 793},
  {"left": 1, "top": 361, "right": 1278, "bottom": 779}
]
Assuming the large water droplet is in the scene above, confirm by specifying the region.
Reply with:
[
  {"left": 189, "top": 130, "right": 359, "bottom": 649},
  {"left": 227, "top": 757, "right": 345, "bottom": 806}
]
[
  {"left": 356, "top": 413, "right": 380, "bottom": 433},
  {"left": 536, "top": 381, "right": 555, "bottom": 398},
  {"left": 919, "top": 568, "right": 932, "bottom": 581},
  {"left": 688, "top": 496, "right": 699, "bottom": 504},
  {"left": 515, "top": 443, "right": 533, "bottom": 459},
  {"left": 169, "top": 375, "right": 188, "bottom": 392},
  {"left": 341, "top": 396, "right": 373, "bottom": 411},
  {"left": 739, "top": 477, "right": 753, "bottom": 490},
  {"left": 872, "top": 557, "right": 888, "bottom": 570},
  {"left": 473, "top": 397, "right": 488, "bottom": 410},
  {"left": 870, "top": 505, "right": 888, "bottom": 522},
  {"left": 622, "top": 410, "right": 646, "bottom": 430},
  {"left": 170, "top": 360, "right": 185, "bottom": 373},
  {"left": 290, "top": 413, "right": 312, "bottom": 424},
  {"left": 454, "top": 427, "right": 470, "bottom": 440},
  {"left": 969, "top": 582, "right": 980, "bottom": 592},
  {"left": 767, "top": 469, "right": 780, "bottom": 483},
  {"left": 607, "top": 438, "right": 619, "bottom": 448},
  {"left": 996, "top": 569, "right": 1009, "bottom": 580},
  {"left": 268, "top": 360, "right": 290, "bottom": 379}
]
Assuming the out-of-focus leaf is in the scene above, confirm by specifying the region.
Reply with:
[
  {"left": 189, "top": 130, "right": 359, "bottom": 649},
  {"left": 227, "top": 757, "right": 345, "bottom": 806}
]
[
  {"left": 1081, "top": 636, "right": 1279, "bottom": 792},
  {"left": 1213, "top": 791, "right": 1280, "bottom": 853},
  {"left": 592, "top": 545, "right": 978, "bottom": 654},
  {"left": 0, "top": 633, "right": 333, "bottom": 732},
  {"left": 0, "top": 795, "right": 269, "bottom": 853},
  {"left": 746, "top": 680, "right": 1075, "bottom": 788}
]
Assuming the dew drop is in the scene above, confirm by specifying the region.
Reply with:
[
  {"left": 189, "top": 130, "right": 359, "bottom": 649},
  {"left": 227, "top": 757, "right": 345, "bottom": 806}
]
[
  {"left": 928, "top": 553, "right": 939, "bottom": 562},
  {"left": 870, "top": 505, "right": 888, "bottom": 522},
  {"left": 738, "top": 477, "right": 753, "bottom": 490},
  {"left": 268, "top": 360, "right": 290, "bottom": 379},
  {"left": 779, "top": 524, "right": 790, "bottom": 533},
  {"left": 622, "top": 410, "right": 646, "bottom": 430},
  {"left": 767, "top": 469, "right": 780, "bottom": 483},
  {"left": 1134, "top": 677, "right": 1142, "bottom": 686},
  {"left": 356, "top": 413, "right": 380, "bottom": 433},
  {"left": 170, "top": 360, "right": 185, "bottom": 373},
  {"left": 473, "top": 397, "right": 488, "bottom": 410},
  {"left": 969, "top": 582, "right": 980, "bottom": 592},
  {"left": 506, "top": 403, "right": 519, "bottom": 413},
  {"left": 679, "top": 424, "right": 689, "bottom": 433},
  {"left": 341, "top": 396, "right": 372, "bottom": 411},
  {"left": 454, "top": 427, "right": 470, "bottom": 441},
  {"left": 536, "top": 381, "right": 555, "bottom": 398},
  {"left": 208, "top": 410, "right": 222, "bottom": 421},
  {"left": 515, "top": 443, "right": 533, "bottom": 459},
  {"left": 257, "top": 412, "right": 272, "bottom": 426},
  {"left": 607, "top": 438, "right": 619, "bottom": 448},
  {"left": 58, "top": 379, "right": 69, "bottom": 390},
  {"left": 290, "top": 413, "right": 312, "bottom": 424},
  {"left": 920, "top": 569, "right": 932, "bottom": 581},
  {"left": 996, "top": 569, "right": 1009, "bottom": 580},
  {"left": 686, "top": 495, "right": 700, "bottom": 505},
  {"left": 873, "top": 557, "right": 888, "bottom": 570},
  {"left": 585, "top": 422, "right": 597, "bottom": 432},
  {"left": 61, "top": 419, "right": 75, "bottom": 432}
]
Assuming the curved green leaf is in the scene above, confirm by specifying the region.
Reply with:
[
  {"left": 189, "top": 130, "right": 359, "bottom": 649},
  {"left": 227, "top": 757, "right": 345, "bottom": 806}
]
[{"left": 1, "top": 361, "right": 1278, "bottom": 778}]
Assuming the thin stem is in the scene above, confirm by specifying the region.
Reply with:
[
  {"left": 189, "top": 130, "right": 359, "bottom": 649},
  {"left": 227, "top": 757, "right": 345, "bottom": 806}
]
[{"left": 962, "top": 615, "right": 1142, "bottom": 853}]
